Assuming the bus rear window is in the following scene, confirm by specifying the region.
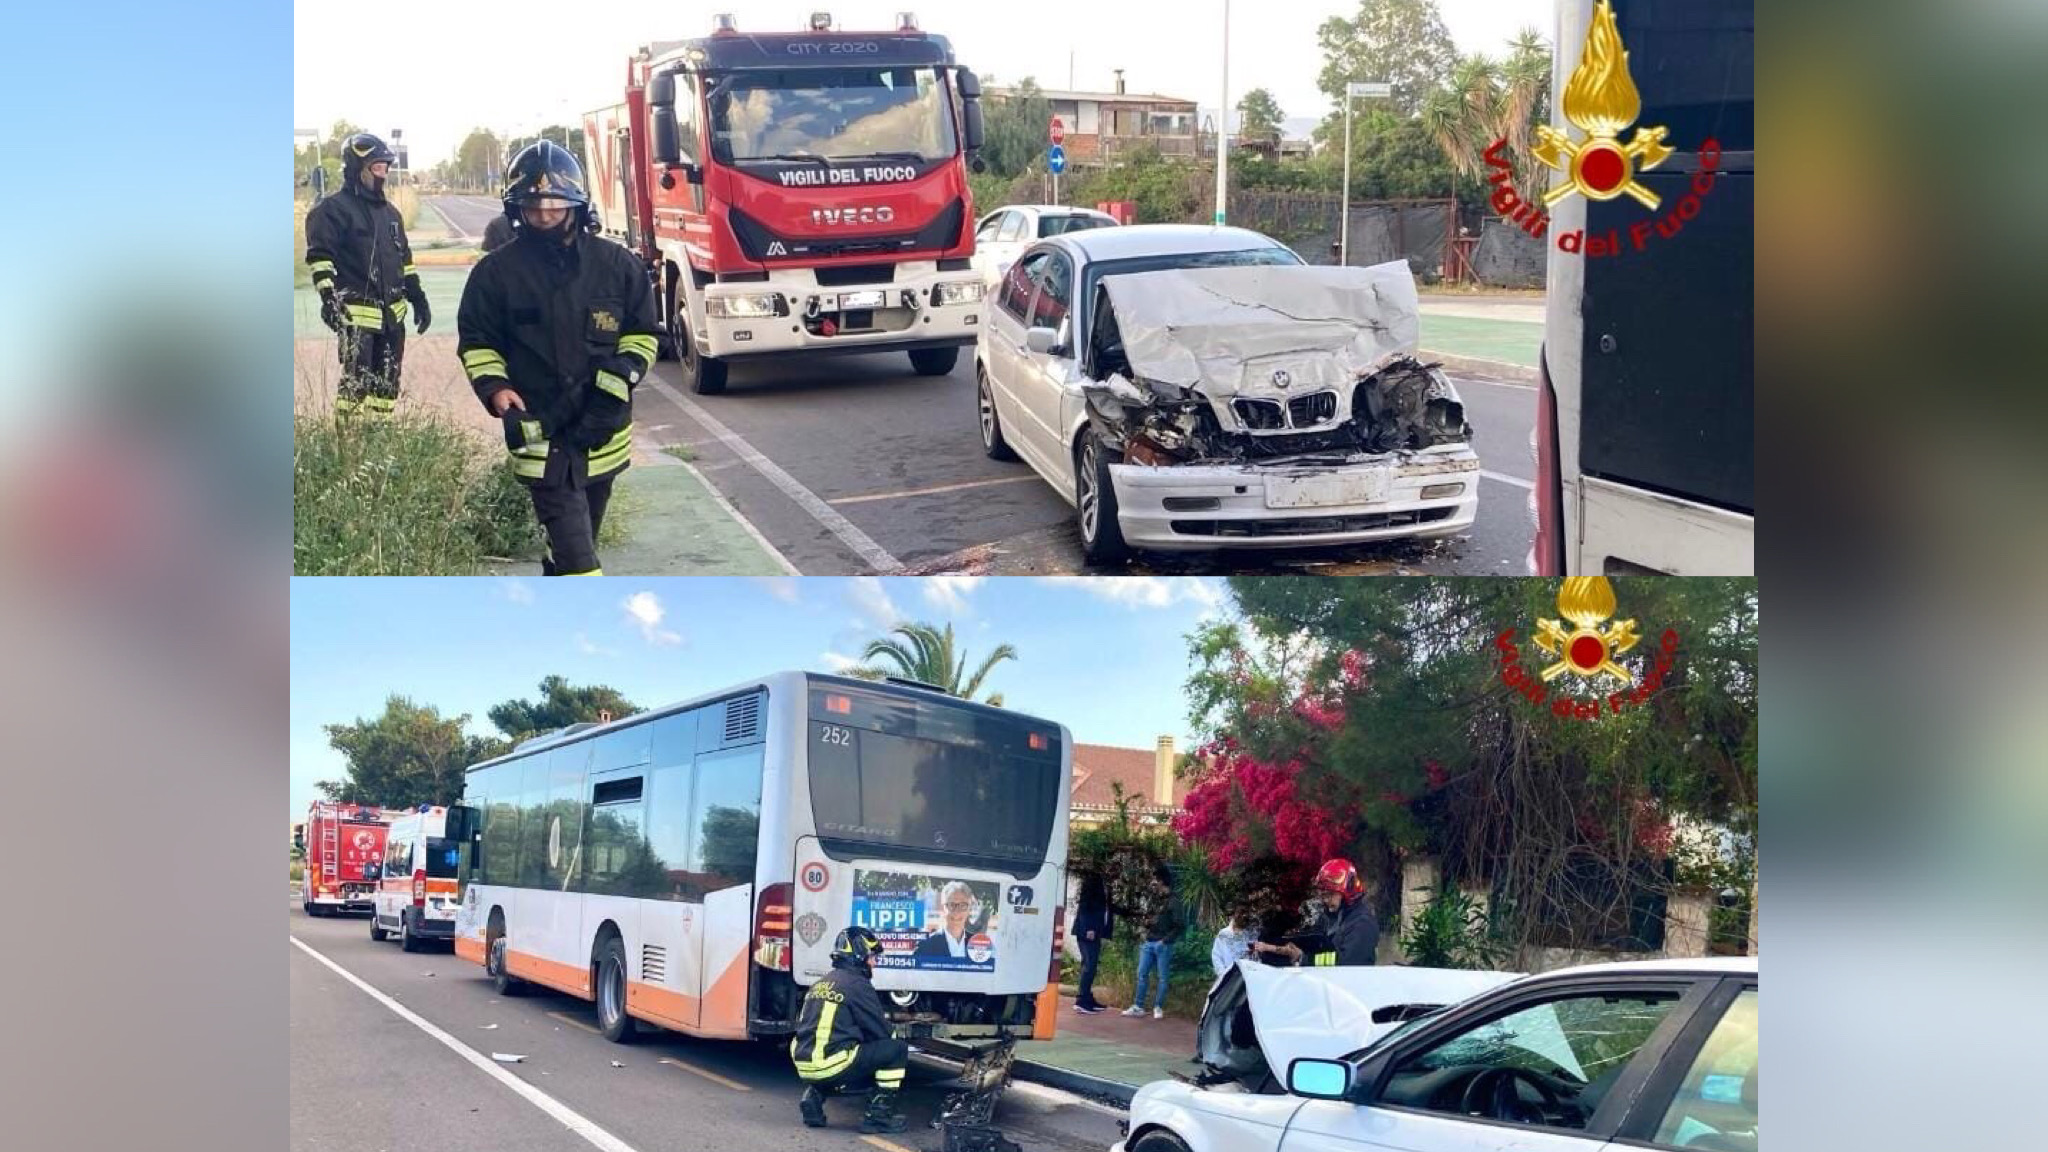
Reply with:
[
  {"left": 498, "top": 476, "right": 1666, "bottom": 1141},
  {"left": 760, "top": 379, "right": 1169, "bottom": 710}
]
[{"left": 806, "top": 686, "right": 1060, "bottom": 867}]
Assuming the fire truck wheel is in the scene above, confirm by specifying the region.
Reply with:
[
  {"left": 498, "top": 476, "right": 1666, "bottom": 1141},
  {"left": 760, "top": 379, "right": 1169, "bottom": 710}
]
[
  {"left": 488, "top": 925, "right": 527, "bottom": 996},
  {"left": 399, "top": 911, "right": 421, "bottom": 953},
  {"left": 370, "top": 911, "right": 388, "bottom": 942},
  {"left": 910, "top": 346, "right": 960, "bottom": 377},
  {"left": 596, "top": 937, "right": 637, "bottom": 1043},
  {"left": 680, "top": 320, "right": 729, "bottom": 395}
]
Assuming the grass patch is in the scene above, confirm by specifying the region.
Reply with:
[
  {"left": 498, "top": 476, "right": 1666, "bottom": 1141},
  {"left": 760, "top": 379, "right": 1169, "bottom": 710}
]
[
  {"left": 660, "top": 443, "right": 697, "bottom": 463},
  {"left": 290, "top": 861, "right": 304, "bottom": 882},
  {"left": 295, "top": 409, "right": 541, "bottom": 574}
]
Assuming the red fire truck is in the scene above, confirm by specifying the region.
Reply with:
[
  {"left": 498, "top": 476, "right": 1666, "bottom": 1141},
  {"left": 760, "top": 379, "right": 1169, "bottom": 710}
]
[
  {"left": 296, "top": 801, "right": 392, "bottom": 916},
  {"left": 581, "top": 10, "right": 988, "bottom": 395}
]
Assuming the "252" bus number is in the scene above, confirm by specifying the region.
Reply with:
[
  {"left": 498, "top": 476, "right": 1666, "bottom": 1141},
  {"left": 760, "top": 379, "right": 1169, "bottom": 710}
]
[{"left": 817, "top": 725, "right": 855, "bottom": 746}]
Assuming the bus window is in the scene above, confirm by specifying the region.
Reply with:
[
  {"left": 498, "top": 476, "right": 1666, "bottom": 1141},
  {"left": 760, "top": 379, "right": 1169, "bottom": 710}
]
[
  {"left": 806, "top": 695, "right": 1060, "bottom": 868},
  {"left": 688, "top": 746, "right": 762, "bottom": 896},
  {"left": 546, "top": 744, "right": 588, "bottom": 891},
  {"left": 644, "top": 755, "right": 695, "bottom": 901},
  {"left": 583, "top": 776, "right": 646, "bottom": 896},
  {"left": 517, "top": 753, "right": 553, "bottom": 889},
  {"left": 475, "top": 760, "right": 521, "bottom": 887}
]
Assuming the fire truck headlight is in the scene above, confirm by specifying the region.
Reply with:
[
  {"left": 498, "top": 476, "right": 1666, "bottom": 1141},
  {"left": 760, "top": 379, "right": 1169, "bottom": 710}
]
[
  {"left": 934, "top": 281, "right": 985, "bottom": 307},
  {"left": 707, "top": 293, "right": 782, "bottom": 320}
]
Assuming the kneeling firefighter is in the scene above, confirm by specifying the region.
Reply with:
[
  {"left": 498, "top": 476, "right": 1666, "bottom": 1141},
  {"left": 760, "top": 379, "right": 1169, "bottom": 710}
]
[
  {"left": 455, "top": 140, "right": 660, "bottom": 575},
  {"left": 791, "top": 926, "right": 910, "bottom": 1133}
]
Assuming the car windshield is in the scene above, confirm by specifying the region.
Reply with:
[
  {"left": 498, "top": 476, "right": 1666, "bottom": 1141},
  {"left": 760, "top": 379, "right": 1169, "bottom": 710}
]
[
  {"left": 1039, "top": 214, "right": 1114, "bottom": 238},
  {"left": 708, "top": 66, "right": 957, "bottom": 162}
]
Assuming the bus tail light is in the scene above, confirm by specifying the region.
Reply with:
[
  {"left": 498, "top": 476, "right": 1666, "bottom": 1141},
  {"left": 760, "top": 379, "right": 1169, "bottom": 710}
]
[
  {"left": 1028, "top": 732, "right": 1049, "bottom": 750},
  {"left": 1530, "top": 347, "right": 1565, "bottom": 576},
  {"left": 755, "top": 882, "right": 793, "bottom": 971},
  {"left": 1048, "top": 905, "right": 1066, "bottom": 982},
  {"left": 412, "top": 869, "right": 427, "bottom": 908}
]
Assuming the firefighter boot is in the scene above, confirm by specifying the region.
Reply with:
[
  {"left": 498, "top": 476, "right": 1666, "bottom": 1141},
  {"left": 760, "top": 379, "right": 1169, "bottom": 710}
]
[
  {"left": 859, "top": 1090, "right": 908, "bottom": 1134},
  {"left": 799, "top": 1085, "right": 827, "bottom": 1128}
]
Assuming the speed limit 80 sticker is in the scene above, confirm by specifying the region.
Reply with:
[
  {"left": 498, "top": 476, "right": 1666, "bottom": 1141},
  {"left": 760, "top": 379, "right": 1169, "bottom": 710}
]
[{"left": 800, "top": 861, "right": 830, "bottom": 892}]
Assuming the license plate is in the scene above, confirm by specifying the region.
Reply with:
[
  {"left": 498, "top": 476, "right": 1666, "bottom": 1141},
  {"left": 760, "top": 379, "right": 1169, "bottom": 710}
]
[
  {"left": 837, "top": 290, "right": 886, "bottom": 310},
  {"left": 1264, "top": 469, "right": 1390, "bottom": 509}
]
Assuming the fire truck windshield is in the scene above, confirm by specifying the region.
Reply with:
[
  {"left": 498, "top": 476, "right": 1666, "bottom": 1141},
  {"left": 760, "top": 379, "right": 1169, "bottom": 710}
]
[{"left": 707, "top": 66, "right": 957, "bottom": 164}]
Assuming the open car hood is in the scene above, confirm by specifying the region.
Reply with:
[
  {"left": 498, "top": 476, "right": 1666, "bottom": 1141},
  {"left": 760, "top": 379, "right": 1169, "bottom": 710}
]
[
  {"left": 1096, "top": 261, "right": 1422, "bottom": 402},
  {"left": 1196, "top": 962, "right": 1521, "bottom": 1089}
]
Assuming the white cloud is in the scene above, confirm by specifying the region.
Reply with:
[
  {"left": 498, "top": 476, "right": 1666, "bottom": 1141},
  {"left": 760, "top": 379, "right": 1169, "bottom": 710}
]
[
  {"left": 753, "top": 577, "right": 802, "bottom": 605},
  {"left": 923, "top": 575, "right": 985, "bottom": 616},
  {"left": 846, "top": 577, "right": 902, "bottom": 631},
  {"left": 819, "top": 651, "right": 863, "bottom": 673},
  {"left": 574, "top": 631, "right": 620, "bottom": 658},
  {"left": 498, "top": 578, "right": 535, "bottom": 605},
  {"left": 1036, "top": 576, "right": 1228, "bottom": 615},
  {"left": 621, "top": 591, "right": 683, "bottom": 647}
]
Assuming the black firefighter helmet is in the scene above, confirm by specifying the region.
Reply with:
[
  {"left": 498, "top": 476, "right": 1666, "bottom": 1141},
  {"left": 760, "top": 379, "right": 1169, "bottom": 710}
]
[
  {"left": 502, "top": 139, "right": 598, "bottom": 233},
  {"left": 341, "top": 133, "right": 397, "bottom": 187},
  {"left": 830, "top": 925, "right": 883, "bottom": 970}
]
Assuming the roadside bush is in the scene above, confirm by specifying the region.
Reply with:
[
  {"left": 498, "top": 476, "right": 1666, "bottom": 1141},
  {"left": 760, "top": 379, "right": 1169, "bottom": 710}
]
[
  {"left": 1399, "top": 884, "right": 1511, "bottom": 970},
  {"left": 289, "top": 861, "right": 304, "bottom": 882}
]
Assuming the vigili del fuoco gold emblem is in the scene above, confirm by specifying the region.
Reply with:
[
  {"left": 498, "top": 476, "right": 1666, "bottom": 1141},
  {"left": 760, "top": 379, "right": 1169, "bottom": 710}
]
[
  {"left": 1535, "top": 577, "right": 1641, "bottom": 685},
  {"left": 1533, "top": 0, "right": 1673, "bottom": 209}
]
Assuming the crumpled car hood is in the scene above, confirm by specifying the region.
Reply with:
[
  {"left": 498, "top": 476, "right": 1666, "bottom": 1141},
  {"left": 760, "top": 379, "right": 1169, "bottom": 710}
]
[
  {"left": 1197, "top": 961, "right": 1521, "bottom": 1087},
  {"left": 1098, "top": 261, "right": 1422, "bottom": 403}
]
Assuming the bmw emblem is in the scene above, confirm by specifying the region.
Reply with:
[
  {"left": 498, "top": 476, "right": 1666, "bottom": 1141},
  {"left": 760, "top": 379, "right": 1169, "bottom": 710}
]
[{"left": 1271, "top": 370, "right": 1292, "bottom": 389}]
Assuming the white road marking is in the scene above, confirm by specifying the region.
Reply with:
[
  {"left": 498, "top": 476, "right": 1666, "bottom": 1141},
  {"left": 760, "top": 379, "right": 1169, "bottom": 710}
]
[
  {"left": 1448, "top": 373, "right": 1537, "bottom": 393},
  {"left": 646, "top": 378, "right": 902, "bottom": 572},
  {"left": 828, "top": 473, "right": 1041, "bottom": 506},
  {"left": 1482, "top": 470, "right": 1535, "bottom": 490},
  {"left": 426, "top": 198, "right": 472, "bottom": 242},
  {"left": 289, "top": 935, "right": 645, "bottom": 1152}
]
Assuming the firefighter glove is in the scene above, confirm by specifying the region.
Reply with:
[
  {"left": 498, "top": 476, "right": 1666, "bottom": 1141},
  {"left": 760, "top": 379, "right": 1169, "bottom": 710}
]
[
  {"left": 405, "top": 275, "right": 431, "bottom": 335},
  {"left": 501, "top": 407, "right": 550, "bottom": 454},
  {"left": 319, "top": 289, "right": 342, "bottom": 334}
]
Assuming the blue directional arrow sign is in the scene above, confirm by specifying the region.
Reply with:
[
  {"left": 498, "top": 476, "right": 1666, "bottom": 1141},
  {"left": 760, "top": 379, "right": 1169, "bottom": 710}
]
[{"left": 1048, "top": 144, "right": 1066, "bottom": 175}]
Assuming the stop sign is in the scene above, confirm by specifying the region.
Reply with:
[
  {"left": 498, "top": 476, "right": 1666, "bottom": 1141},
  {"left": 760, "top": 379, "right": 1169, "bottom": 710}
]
[{"left": 1049, "top": 116, "right": 1065, "bottom": 145}]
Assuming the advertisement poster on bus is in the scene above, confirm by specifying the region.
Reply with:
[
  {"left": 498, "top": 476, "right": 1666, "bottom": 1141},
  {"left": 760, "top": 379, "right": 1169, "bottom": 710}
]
[{"left": 851, "top": 869, "right": 999, "bottom": 972}]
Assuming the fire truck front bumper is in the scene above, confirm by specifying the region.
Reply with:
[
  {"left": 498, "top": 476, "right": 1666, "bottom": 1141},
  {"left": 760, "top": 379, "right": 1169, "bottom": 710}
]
[{"left": 699, "top": 272, "right": 984, "bottom": 361}]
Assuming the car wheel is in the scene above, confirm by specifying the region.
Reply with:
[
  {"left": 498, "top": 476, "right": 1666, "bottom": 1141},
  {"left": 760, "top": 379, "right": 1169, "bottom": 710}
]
[
  {"left": 1129, "top": 1130, "right": 1193, "bottom": 1152},
  {"left": 369, "top": 910, "right": 387, "bottom": 942},
  {"left": 1076, "top": 435, "right": 1130, "bottom": 565},
  {"left": 909, "top": 346, "right": 959, "bottom": 377},
  {"left": 595, "top": 937, "right": 637, "bottom": 1044},
  {"left": 399, "top": 911, "right": 421, "bottom": 953},
  {"left": 676, "top": 306, "right": 727, "bottom": 395},
  {"left": 978, "top": 366, "right": 1019, "bottom": 462}
]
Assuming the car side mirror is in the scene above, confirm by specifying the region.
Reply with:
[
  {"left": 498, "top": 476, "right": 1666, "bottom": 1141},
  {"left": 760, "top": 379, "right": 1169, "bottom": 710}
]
[
  {"left": 1025, "top": 326, "right": 1059, "bottom": 356},
  {"left": 651, "top": 106, "right": 679, "bottom": 166},
  {"left": 1287, "top": 1058, "right": 1355, "bottom": 1101}
]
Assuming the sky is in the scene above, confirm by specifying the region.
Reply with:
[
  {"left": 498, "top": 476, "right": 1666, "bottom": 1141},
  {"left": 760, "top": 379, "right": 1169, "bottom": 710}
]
[
  {"left": 294, "top": 0, "right": 1550, "bottom": 167},
  {"left": 290, "top": 576, "right": 1230, "bottom": 818}
]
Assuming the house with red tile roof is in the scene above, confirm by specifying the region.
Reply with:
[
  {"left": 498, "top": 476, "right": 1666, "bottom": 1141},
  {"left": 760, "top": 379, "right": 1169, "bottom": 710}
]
[{"left": 1070, "top": 736, "right": 1184, "bottom": 828}]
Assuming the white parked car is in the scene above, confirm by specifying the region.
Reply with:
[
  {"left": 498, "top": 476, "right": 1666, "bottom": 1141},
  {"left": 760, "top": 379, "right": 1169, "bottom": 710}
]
[
  {"left": 971, "top": 204, "right": 1120, "bottom": 287},
  {"left": 974, "top": 225, "right": 1480, "bottom": 563},
  {"left": 1115, "top": 957, "right": 1758, "bottom": 1152}
]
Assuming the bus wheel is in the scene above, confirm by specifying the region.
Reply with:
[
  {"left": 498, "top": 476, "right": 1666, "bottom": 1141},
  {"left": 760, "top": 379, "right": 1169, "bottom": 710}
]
[
  {"left": 488, "top": 925, "right": 526, "bottom": 997},
  {"left": 369, "top": 911, "right": 387, "bottom": 942},
  {"left": 596, "top": 937, "right": 637, "bottom": 1044}
]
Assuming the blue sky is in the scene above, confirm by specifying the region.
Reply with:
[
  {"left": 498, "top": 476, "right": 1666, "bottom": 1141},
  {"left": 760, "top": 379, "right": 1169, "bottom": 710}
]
[{"left": 291, "top": 576, "right": 1229, "bottom": 817}]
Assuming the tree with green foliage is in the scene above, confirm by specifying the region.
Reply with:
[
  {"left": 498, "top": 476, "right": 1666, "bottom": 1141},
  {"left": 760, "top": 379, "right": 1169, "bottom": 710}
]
[
  {"left": 319, "top": 696, "right": 507, "bottom": 807},
  {"left": 486, "top": 676, "right": 642, "bottom": 744},
  {"left": 845, "top": 621, "right": 1016, "bottom": 706},
  {"left": 1315, "top": 0, "right": 1460, "bottom": 120},
  {"left": 1420, "top": 29, "right": 1553, "bottom": 203},
  {"left": 1237, "top": 88, "right": 1286, "bottom": 146},
  {"left": 452, "top": 128, "right": 504, "bottom": 191},
  {"left": 1177, "top": 578, "right": 1758, "bottom": 959},
  {"left": 977, "top": 77, "right": 1054, "bottom": 180}
]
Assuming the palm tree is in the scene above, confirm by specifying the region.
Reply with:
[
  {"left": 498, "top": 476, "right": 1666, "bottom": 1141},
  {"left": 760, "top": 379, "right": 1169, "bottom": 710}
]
[
  {"left": 1421, "top": 30, "right": 1552, "bottom": 200},
  {"left": 847, "top": 622, "right": 1017, "bottom": 706}
]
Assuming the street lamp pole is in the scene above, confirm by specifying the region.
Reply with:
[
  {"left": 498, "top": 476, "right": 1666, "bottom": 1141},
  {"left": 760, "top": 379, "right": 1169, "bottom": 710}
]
[
  {"left": 1340, "top": 80, "right": 1391, "bottom": 266},
  {"left": 1214, "top": 0, "right": 1230, "bottom": 225}
]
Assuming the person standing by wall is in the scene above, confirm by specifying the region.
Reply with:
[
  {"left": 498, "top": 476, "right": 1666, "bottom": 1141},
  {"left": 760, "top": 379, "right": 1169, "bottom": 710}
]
[
  {"left": 1071, "top": 871, "right": 1113, "bottom": 1014},
  {"left": 1210, "top": 911, "right": 1255, "bottom": 977},
  {"left": 1123, "top": 867, "right": 1183, "bottom": 1019}
]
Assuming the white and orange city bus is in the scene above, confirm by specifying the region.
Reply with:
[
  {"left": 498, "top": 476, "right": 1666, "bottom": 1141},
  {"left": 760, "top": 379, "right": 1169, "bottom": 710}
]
[{"left": 450, "top": 672, "right": 1072, "bottom": 1051}]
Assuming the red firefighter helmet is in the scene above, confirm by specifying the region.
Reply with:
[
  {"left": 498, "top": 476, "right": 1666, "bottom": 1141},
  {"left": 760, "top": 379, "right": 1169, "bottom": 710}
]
[{"left": 1312, "top": 858, "right": 1365, "bottom": 902}]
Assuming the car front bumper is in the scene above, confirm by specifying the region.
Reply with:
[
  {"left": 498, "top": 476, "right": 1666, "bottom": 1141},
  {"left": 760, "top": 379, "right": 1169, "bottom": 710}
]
[
  {"left": 1108, "top": 451, "right": 1480, "bottom": 551},
  {"left": 699, "top": 267, "right": 985, "bottom": 360}
]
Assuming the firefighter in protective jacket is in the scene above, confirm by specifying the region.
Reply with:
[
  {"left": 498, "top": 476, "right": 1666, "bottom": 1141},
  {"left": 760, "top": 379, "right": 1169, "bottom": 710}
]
[
  {"left": 456, "top": 140, "right": 660, "bottom": 576},
  {"left": 790, "top": 926, "right": 910, "bottom": 1133},
  {"left": 304, "top": 133, "right": 429, "bottom": 416}
]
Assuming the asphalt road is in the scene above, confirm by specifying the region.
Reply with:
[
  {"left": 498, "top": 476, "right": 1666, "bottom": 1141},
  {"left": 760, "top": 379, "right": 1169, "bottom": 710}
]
[
  {"left": 638, "top": 348, "right": 1537, "bottom": 578},
  {"left": 422, "top": 195, "right": 1536, "bottom": 576},
  {"left": 289, "top": 904, "right": 1124, "bottom": 1152}
]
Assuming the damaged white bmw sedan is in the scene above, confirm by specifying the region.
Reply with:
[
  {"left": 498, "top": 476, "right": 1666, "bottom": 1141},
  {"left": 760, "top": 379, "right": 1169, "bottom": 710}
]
[{"left": 974, "top": 226, "right": 1480, "bottom": 563}]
